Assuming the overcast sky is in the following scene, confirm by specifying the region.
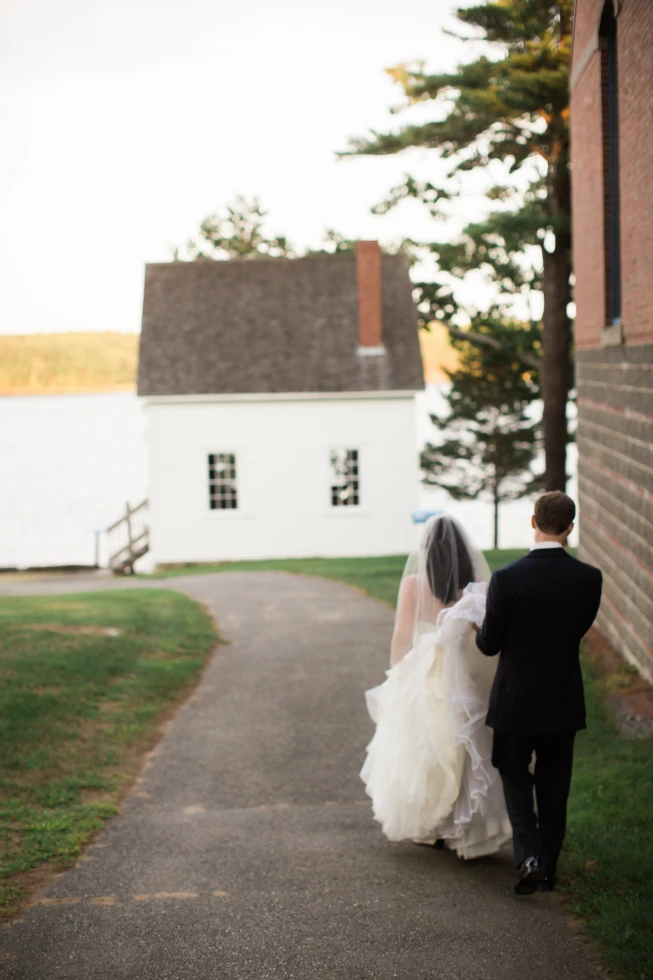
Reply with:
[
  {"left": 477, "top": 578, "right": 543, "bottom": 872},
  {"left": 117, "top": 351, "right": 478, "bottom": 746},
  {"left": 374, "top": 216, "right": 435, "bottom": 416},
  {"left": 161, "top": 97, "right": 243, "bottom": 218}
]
[{"left": 1, "top": 0, "right": 502, "bottom": 335}]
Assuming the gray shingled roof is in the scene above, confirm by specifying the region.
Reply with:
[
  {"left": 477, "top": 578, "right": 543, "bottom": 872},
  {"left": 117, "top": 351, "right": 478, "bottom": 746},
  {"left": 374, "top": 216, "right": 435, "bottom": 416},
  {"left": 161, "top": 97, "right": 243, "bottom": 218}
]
[{"left": 137, "top": 253, "right": 424, "bottom": 396}]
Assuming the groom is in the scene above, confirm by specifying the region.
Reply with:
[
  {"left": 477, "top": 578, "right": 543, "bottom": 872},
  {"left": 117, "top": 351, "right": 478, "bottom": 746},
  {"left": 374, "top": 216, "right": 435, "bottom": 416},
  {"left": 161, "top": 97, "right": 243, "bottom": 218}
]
[{"left": 475, "top": 491, "right": 602, "bottom": 895}]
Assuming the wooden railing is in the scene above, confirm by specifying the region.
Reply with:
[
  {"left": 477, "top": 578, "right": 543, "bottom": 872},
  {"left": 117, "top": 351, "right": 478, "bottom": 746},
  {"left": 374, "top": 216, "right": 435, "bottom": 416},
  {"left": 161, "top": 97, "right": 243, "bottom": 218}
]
[{"left": 107, "top": 499, "right": 149, "bottom": 575}]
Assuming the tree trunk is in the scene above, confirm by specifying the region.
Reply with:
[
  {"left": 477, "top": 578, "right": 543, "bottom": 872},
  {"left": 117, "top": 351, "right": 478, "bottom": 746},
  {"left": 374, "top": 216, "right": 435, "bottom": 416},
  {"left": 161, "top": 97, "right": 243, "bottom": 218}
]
[{"left": 541, "top": 158, "right": 573, "bottom": 492}]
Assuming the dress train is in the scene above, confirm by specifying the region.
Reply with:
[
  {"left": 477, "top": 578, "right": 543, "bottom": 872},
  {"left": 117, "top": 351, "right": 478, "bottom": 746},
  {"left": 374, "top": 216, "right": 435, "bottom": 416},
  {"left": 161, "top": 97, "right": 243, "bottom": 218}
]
[{"left": 361, "top": 582, "right": 512, "bottom": 858}]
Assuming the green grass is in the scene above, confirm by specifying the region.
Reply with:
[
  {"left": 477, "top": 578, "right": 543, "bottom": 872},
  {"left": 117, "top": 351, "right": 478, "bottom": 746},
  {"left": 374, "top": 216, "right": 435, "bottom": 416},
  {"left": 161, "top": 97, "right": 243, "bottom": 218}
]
[
  {"left": 149, "top": 549, "right": 527, "bottom": 607},
  {"left": 562, "top": 663, "right": 653, "bottom": 980},
  {"left": 0, "top": 589, "right": 218, "bottom": 919}
]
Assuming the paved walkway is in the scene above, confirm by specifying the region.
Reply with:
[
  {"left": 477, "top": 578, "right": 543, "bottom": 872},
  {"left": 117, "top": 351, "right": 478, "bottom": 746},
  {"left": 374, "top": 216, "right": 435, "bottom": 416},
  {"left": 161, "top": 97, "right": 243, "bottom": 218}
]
[{"left": 0, "top": 572, "right": 603, "bottom": 979}]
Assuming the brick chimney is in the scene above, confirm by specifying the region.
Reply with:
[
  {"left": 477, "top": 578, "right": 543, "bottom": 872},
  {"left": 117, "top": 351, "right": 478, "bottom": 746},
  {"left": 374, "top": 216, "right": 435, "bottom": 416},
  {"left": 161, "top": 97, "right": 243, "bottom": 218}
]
[{"left": 356, "top": 240, "right": 384, "bottom": 353}]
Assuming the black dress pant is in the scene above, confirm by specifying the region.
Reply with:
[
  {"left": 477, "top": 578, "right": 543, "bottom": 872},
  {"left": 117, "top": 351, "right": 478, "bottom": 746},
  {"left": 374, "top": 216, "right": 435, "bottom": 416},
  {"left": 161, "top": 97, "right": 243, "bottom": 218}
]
[{"left": 492, "top": 731, "right": 576, "bottom": 875}]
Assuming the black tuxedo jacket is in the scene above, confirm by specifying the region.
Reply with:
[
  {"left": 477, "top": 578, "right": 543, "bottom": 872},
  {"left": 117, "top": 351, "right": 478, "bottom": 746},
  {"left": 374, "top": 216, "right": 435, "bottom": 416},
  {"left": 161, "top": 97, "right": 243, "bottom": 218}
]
[{"left": 476, "top": 548, "right": 602, "bottom": 734}]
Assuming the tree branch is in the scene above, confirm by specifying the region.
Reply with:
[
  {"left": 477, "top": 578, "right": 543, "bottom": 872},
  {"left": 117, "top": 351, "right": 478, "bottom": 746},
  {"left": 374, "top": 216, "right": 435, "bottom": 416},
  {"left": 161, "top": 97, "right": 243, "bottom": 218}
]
[{"left": 445, "top": 326, "right": 541, "bottom": 372}]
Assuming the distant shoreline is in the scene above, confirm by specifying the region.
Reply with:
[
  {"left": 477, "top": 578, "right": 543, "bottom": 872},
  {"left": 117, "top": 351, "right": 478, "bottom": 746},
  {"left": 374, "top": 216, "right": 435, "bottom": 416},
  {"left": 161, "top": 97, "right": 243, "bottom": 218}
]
[
  {"left": 1, "top": 325, "right": 454, "bottom": 394},
  {"left": 0, "top": 332, "right": 139, "bottom": 395},
  {"left": 0, "top": 384, "right": 137, "bottom": 397}
]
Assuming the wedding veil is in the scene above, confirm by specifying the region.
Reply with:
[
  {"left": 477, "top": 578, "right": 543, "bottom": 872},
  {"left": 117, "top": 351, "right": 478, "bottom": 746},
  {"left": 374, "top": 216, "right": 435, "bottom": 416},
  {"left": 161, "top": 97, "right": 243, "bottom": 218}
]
[{"left": 392, "top": 515, "right": 490, "bottom": 662}]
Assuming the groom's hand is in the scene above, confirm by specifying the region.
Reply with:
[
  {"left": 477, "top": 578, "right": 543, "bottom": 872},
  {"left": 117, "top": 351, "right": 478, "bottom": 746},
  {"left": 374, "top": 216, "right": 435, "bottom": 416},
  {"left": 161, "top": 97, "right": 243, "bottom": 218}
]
[{"left": 470, "top": 623, "right": 480, "bottom": 634}]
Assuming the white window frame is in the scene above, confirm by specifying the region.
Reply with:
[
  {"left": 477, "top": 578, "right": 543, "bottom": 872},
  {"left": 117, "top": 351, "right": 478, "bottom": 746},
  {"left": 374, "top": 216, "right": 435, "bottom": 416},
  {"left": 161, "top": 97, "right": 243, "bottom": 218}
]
[
  {"left": 329, "top": 447, "right": 361, "bottom": 510},
  {"left": 203, "top": 444, "right": 252, "bottom": 520},
  {"left": 207, "top": 451, "right": 238, "bottom": 512}
]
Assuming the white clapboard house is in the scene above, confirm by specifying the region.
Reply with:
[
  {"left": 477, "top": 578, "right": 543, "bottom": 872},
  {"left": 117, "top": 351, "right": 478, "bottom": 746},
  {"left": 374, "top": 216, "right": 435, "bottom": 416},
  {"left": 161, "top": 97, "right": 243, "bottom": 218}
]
[{"left": 137, "top": 241, "right": 424, "bottom": 564}]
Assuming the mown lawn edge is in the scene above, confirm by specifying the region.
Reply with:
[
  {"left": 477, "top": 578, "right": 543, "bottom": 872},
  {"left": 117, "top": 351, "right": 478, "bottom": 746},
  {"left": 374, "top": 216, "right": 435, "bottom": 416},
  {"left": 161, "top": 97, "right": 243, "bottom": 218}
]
[{"left": 0, "top": 588, "right": 219, "bottom": 921}]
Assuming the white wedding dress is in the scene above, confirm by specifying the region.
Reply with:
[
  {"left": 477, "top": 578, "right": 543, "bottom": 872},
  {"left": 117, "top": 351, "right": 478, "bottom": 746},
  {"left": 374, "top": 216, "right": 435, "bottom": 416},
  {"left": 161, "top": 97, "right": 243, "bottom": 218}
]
[{"left": 360, "top": 519, "right": 512, "bottom": 859}]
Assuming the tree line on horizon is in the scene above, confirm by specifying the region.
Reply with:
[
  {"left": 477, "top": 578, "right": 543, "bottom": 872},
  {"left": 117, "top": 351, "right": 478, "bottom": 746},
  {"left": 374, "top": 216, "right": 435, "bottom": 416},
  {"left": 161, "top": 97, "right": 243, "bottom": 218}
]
[{"left": 0, "top": 333, "right": 138, "bottom": 395}]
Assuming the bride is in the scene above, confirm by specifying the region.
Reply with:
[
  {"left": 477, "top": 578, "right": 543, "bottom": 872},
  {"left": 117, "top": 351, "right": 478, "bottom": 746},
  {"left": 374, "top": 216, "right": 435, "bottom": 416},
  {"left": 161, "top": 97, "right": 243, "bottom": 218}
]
[{"left": 360, "top": 514, "right": 512, "bottom": 859}]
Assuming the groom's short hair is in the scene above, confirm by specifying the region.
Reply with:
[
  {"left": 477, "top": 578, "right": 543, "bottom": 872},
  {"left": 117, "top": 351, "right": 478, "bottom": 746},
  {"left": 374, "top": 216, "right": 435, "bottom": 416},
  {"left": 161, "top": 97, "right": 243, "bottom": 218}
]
[{"left": 534, "top": 491, "right": 576, "bottom": 535}]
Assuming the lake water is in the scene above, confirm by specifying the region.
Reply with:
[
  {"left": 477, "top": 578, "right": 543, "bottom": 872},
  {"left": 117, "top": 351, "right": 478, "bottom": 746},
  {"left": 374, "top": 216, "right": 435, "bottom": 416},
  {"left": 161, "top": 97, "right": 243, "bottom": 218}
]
[
  {"left": 0, "top": 390, "right": 578, "bottom": 568},
  {"left": 1, "top": 393, "right": 148, "bottom": 569}
]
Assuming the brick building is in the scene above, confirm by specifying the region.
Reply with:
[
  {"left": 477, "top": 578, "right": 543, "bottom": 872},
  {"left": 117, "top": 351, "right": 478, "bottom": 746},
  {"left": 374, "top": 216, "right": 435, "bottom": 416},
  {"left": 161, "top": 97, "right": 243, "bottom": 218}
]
[{"left": 571, "top": 0, "right": 653, "bottom": 680}]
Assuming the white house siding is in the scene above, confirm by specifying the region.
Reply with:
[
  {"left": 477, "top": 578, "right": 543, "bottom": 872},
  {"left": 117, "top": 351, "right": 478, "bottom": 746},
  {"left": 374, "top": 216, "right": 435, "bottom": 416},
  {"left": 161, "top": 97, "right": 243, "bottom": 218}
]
[{"left": 144, "top": 393, "right": 420, "bottom": 564}]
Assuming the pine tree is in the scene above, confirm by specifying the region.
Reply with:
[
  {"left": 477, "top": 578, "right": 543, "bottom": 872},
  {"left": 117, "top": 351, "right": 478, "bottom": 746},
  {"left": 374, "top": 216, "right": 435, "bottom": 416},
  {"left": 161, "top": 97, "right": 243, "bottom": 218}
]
[
  {"left": 173, "top": 196, "right": 295, "bottom": 261},
  {"left": 344, "top": 0, "right": 573, "bottom": 491},
  {"left": 421, "top": 315, "right": 541, "bottom": 548}
]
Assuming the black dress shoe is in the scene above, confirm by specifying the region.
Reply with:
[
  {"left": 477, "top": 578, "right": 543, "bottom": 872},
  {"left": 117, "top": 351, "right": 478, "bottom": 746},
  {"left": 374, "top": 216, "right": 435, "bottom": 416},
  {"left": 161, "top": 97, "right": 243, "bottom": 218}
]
[
  {"left": 514, "top": 857, "right": 542, "bottom": 896},
  {"left": 537, "top": 875, "right": 556, "bottom": 892}
]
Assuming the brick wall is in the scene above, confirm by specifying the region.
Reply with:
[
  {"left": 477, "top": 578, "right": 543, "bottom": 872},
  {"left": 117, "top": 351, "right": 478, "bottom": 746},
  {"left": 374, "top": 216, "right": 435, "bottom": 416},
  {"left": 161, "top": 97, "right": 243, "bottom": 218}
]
[
  {"left": 572, "top": 0, "right": 653, "bottom": 680},
  {"left": 572, "top": 0, "right": 653, "bottom": 348},
  {"left": 576, "top": 345, "right": 653, "bottom": 680},
  {"left": 618, "top": 0, "right": 653, "bottom": 345},
  {"left": 570, "top": 53, "right": 605, "bottom": 348},
  {"left": 572, "top": 0, "right": 602, "bottom": 64}
]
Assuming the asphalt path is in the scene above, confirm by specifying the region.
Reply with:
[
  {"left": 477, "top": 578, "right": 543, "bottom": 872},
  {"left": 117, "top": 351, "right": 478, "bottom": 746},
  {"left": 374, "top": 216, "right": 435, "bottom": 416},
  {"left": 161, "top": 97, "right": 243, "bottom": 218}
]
[{"left": 0, "top": 571, "right": 603, "bottom": 979}]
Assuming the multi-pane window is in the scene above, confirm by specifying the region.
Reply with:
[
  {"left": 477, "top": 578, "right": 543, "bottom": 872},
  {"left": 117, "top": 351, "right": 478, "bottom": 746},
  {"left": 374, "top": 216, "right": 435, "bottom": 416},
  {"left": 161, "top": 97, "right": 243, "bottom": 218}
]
[
  {"left": 330, "top": 449, "right": 359, "bottom": 507},
  {"left": 208, "top": 453, "right": 237, "bottom": 510}
]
